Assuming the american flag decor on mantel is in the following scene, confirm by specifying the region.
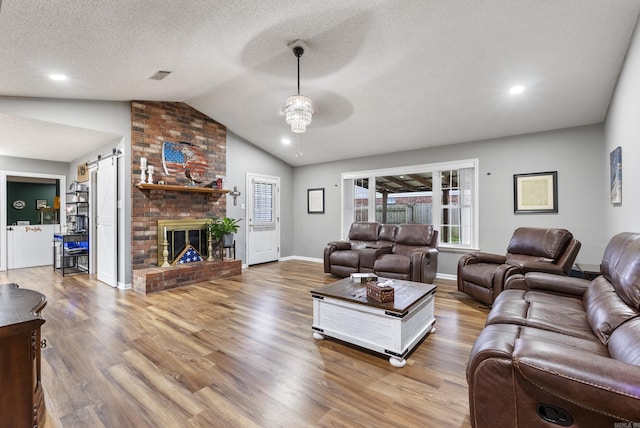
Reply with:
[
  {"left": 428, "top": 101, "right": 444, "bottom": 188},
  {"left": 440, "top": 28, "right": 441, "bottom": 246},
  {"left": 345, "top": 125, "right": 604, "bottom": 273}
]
[{"left": 172, "top": 245, "right": 204, "bottom": 266}]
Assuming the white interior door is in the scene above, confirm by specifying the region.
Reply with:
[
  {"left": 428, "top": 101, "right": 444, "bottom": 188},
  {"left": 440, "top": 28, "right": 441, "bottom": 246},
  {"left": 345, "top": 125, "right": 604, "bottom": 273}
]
[
  {"left": 246, "top": 173, "right": 280, "bottom": 265},
  {"left": 95, "top": 158, "right": 117, "bottom": 287}
]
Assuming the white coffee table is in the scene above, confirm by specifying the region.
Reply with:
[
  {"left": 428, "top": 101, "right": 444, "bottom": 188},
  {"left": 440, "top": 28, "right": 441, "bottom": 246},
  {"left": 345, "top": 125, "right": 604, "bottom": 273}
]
[{"left": 311, "top": 277, "right": 436, "bottom": 367}]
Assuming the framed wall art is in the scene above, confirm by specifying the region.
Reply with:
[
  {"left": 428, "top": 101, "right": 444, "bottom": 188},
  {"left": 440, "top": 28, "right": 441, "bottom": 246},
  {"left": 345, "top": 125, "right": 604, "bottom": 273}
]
[
  {"left": 513, "top": 171, "right": 558, "bottom": 214},
  {"left": 610, "top": 146, "right": 622, "bottom": 204},
  {"left": 307, "top": 188, "right": 325, "bottom": 214},
  {"left": 36, "top": 199, "right": 48, "bottom": 209}
]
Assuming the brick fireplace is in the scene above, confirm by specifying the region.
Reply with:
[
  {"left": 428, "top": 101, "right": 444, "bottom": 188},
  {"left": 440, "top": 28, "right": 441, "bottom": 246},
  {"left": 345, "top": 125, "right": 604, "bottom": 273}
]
[{"left": 130, "top": 101, "right": 241, "bottom": 294}]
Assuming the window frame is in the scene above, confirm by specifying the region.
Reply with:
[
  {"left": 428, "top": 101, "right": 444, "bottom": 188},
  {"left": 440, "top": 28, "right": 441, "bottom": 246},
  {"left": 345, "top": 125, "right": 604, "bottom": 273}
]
[{"left": 341, "top": 159, "right": 479, "bottom": 249}]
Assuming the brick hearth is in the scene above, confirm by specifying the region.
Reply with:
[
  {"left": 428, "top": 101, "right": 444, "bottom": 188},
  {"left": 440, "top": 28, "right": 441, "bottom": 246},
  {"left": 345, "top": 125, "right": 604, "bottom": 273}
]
[{"left": 132, "top": 259, "right": 241, "bottom": 294}]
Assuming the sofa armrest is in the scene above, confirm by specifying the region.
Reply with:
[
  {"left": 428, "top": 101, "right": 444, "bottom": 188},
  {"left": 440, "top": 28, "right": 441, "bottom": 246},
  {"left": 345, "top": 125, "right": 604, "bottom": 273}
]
[
  {"left": 329, "top": 241, "right": 352, "bottom": 251},
  {"left": 505, "top": 271, "right": 589, "bottom": 297},
  {"left": 508, "top": 260, "right": 567, "bottom": 275},
  {"left": 514, "top": 338, "right": 640, "bottom": 421},
  {"left": 462, "top": 252, "right": 507, "bottom": 266},
  {"left": 410, "top": 247, "right": 438, "bottom": 283},
  {"left": 323, "top": 241, "right": 352, "bottom": 273}
]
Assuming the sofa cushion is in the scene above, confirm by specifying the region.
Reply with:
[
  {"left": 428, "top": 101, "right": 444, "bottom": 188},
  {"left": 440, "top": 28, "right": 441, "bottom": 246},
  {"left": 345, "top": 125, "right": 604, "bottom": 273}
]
[
  {"left": 506, "top": 227, "right": 571, "bottom": 260},
  {"left": 329, "top": 250, "right": 359, "bottom": 268},
  {"left": 374, "top": 254, "right": 410, "bottom": 275},
  {"left": 348, "top": 222, "right": 380, "bottom": 242},
  {"left": 487, "top": 289, "right": 594, "bottom": 340},
  {"left": 601, "top": 232, "right": 640, "bottom": 310},
  {"left": 460, "top": 263, "right": 496, "bottom": 287},
  {"left": 378, "top": 224, "right": 397, "bottom": 243},
  {"left": 608, "top": 318, "right": 640, "bottom": 365},
  {"left": 584, "top": 275, "right": 640, "bottom": 345},
  {"left": 395, "top": 224, "right": 434, "bottom": 246}
]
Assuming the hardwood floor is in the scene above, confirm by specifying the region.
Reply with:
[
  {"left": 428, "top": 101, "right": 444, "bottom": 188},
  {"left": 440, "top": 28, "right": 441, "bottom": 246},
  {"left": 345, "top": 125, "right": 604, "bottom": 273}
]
[{"left": 0, "top": 261, "right": 489, "bottom": 428}]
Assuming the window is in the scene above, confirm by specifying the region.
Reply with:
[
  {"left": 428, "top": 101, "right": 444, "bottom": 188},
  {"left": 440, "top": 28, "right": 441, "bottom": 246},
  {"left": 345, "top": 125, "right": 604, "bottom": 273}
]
[
  {"left": 252, "top": 180, "right": 275, "bottom": 230},
  {"left": 342, "top": 160, "right": 478, "bottom": 248}
]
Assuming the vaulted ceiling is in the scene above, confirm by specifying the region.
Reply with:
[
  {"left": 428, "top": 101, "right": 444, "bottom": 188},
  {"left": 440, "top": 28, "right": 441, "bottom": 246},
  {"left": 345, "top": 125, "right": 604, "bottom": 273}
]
[{"left": 1, "top": 1, "right": 639, "bottom": 166}]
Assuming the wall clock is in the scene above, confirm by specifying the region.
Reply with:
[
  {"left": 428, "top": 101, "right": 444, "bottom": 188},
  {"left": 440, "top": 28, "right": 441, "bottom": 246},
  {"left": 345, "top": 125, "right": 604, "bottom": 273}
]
[{"left": 12, "top": 200, "right": 26, "bottom": 210}]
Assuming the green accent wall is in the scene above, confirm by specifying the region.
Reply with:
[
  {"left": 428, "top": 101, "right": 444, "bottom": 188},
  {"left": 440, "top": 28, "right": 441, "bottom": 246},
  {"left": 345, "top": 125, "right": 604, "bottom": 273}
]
[{"left": 7, "top": 182, "right": 59, "bottom": 225}]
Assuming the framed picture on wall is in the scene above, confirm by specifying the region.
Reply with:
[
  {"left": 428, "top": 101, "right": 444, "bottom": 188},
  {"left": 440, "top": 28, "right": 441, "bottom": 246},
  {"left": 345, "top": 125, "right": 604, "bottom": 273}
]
[
  {"left": 307, "top": 188, "right": 325, "bottom": 214},
  {"left": 36, "top": 199, "right": 47, "bottom": 209},
  {"left": 610, "top": 146, "right": 622, "bottom": 204},
  {"left": 513, "top": 171, "right": 558, "bottom": 214}
]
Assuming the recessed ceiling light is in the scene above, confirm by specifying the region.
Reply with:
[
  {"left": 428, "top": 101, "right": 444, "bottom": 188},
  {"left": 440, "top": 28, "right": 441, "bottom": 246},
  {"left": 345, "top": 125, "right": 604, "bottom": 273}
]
[
  {"left": 509, "top": 85, "right": 525, "bottom": 95},
  {"left": 49, "top": 74, "right": 68, "bottom": 81},
  {"left": 281, "top": 138, "right": 291, "bottom": 145}
]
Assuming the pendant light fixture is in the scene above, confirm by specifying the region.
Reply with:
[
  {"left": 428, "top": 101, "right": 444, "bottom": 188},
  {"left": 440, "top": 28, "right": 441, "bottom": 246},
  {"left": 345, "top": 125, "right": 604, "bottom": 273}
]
[{"left": 284, "top": 44, "right": 313, "bottom": 133}]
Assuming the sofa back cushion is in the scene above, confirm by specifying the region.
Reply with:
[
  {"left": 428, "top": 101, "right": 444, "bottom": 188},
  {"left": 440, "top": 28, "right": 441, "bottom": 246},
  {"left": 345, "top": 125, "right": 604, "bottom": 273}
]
[
  {"left": 377, "top": 224, "right": 397, "bottom": 245},
  {"left": 392, "top": 224, "right": 436, "bottom": 256},
  {"left": 395, "top": 224, "right": 435, "bottom": 245},
  {"left": 601, "top": 232, "right": 640, "bottom": 310},
  {"left": 583, "top": 275, "right": 640, "bottom": 345},
  {"left": 348, "top": 222, "right": 380, "bottom": 248},
  {"left": 506, "top": 227, "right": 572, "bottom": 261}
]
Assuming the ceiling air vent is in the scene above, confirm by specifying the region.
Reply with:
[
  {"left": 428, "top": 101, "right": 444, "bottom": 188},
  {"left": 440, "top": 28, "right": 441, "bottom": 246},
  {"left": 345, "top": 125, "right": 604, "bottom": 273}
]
[{"left": 149, "top": 71, "right": 172, "bottom": 81}]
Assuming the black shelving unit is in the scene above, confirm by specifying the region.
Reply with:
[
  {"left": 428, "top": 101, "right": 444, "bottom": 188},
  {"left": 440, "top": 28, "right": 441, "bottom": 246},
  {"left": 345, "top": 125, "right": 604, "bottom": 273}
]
[
  {"left": 66, "top": 189, "right": 89, "bottom": 233},
  {"left": 53, "top": 233, "right": 89, "bottom": 276}
]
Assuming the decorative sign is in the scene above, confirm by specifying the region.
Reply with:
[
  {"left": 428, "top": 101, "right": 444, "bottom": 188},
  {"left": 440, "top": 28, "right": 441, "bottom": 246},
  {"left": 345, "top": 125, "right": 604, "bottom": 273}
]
[
  {"left": 162, "top": 141, "right": 208, "bottom": 183},
  {"left": 77, "top": 162, "right": 89, "bottom": 182}
]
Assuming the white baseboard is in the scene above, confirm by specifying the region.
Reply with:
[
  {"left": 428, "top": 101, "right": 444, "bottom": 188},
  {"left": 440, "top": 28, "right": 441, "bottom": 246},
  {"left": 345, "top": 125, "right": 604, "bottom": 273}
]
[
  {"left": 280, "top": 255, "right": 323, "bottom": 263},
  {"left": 436, "top": 273, "right": 457, "bottom": 281}
]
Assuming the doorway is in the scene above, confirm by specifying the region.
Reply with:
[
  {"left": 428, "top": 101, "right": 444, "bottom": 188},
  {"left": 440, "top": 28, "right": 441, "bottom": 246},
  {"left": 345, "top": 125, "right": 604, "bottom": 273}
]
[
  {"left": 0, "top": 171, "right": 66, "bottom": 271},
  {"left": 246, "top": 173, "right": 280, "bottom": 265}
]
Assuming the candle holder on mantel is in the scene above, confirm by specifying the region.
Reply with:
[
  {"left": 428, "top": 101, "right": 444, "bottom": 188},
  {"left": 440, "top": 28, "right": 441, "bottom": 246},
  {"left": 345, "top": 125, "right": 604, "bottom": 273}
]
[
  {"left": 207, "top": 234, "right": 214, "bottom": 261},
  {"left": 139, "top": 157, "right": 147, "bottom": 184},
  {"left": 161, "top": 239, "right": 170, "bottom": 267}
]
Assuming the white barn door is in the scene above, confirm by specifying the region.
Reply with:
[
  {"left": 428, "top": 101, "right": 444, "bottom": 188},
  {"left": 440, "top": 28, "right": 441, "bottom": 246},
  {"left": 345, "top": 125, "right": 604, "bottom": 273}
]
[{"left": 95, "top": 158, "right": 117, "bottom": 287}]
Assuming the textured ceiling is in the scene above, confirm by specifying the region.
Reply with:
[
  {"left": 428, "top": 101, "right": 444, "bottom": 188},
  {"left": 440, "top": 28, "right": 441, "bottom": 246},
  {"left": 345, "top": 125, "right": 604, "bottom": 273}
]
[{"left": 0, "top": 1, "right": 639, "bottom": 165}]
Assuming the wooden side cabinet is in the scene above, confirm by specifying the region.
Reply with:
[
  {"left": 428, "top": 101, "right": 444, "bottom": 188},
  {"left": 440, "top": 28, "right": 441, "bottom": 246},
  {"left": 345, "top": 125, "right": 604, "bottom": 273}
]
[{"left": 0, "top": 283, "right": 47, "bottom": 428}]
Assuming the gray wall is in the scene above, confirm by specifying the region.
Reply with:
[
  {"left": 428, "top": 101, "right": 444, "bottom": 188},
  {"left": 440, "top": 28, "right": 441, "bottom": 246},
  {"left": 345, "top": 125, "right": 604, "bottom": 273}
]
[
  {"left": 293, "top": 124, "right": 607, "bottom": 275},
  {"left": 605, "top": 17, "right": 640, "bottom": 238},
  {"left": 226, "top": 130, "right": 294, "bottom": 264}
]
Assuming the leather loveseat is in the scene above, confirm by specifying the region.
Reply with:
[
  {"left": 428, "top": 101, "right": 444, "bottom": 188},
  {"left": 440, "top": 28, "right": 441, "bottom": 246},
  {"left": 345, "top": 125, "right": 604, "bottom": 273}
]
[
  {"left": 466, "top": 232, "right": 640, "bottom": 427},
  {"left": 457, "top": 227, "right": 581, "bottom": 305},
  {"left": 324, "top": 222, "right": 438, "bottom": 283}
]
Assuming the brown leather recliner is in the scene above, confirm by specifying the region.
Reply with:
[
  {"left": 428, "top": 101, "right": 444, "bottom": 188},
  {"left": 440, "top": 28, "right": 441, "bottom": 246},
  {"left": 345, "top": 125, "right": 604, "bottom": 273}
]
[
  {"left": 466, "top": 232, "right": 640, "bottom": 427},
  {"left": 457, "top": 227, "right": 581, "bottom": 305},
  {"left": 373, "top": 224, "right": 438, "bottom": 283}
]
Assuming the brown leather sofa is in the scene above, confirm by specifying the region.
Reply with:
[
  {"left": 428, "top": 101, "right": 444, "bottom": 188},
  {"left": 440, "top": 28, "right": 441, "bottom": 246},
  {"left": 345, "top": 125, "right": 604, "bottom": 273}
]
[
  {"left": 457, "top": 227, "right": 581, "bottom": 305},
  {"left": 466, "top": 232, "right": 640, "bottom": 427},
  {"left": 324, "top": 222, "right": 438, "bottom": 283}
]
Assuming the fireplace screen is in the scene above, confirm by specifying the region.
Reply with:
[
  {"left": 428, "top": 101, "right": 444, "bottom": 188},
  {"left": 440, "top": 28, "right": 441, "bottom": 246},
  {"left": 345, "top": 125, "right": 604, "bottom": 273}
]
[{"left": 157, "top": 219, "right": 211, "bottom": 265}]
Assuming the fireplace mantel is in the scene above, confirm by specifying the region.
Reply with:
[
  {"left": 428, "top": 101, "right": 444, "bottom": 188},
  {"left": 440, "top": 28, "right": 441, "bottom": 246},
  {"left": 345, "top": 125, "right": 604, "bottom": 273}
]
[{"left": 137, "top": 183, "right": 230, "bottom": 194}]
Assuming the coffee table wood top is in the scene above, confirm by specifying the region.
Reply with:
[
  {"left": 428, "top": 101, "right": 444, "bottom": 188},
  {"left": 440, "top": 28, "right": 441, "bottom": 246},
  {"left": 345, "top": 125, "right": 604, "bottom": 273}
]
[{"left": 311, "top": 277, "right": 436, "bottom": 315}]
